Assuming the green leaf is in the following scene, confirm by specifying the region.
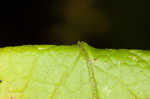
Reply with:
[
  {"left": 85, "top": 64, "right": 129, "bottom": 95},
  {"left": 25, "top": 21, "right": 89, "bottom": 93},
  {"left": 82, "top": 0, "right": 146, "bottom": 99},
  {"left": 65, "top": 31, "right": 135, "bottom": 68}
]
[{"left": 0, "top": 42, "right": 150, "bottom": 99}]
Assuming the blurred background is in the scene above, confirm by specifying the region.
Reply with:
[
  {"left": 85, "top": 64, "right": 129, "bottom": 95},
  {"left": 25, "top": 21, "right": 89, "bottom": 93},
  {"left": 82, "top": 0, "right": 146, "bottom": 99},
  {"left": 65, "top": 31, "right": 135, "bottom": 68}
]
[{"left": 0, "top": 0, "right": 150, "bottom": 49}]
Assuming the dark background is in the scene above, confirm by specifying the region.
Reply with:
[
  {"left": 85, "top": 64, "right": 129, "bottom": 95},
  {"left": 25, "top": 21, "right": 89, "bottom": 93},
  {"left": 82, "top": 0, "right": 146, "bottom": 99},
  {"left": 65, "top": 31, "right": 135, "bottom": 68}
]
[{"left": 0, "top": 0, "right": 150, "bottom": 49}]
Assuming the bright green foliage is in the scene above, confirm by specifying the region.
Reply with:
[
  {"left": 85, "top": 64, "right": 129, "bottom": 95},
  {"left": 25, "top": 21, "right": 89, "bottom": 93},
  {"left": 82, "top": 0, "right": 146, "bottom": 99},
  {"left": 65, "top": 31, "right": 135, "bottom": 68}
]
[{"left": 0, "top": 42, "right": 150, "bottom": 99}]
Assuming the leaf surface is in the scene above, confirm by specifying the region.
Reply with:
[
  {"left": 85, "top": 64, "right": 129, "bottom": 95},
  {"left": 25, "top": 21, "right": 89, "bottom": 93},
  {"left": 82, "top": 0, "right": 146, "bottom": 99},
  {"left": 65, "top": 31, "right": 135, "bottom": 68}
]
[{"left": 0, "top": 42, "right": 150, "bottom": 99}]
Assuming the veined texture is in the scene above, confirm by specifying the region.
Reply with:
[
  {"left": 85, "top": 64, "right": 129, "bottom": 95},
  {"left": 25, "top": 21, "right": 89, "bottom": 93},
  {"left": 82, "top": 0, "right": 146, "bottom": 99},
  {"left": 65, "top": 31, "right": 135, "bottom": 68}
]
[{"left": 0, "top": 42, "right": 150, "bottom": 99}]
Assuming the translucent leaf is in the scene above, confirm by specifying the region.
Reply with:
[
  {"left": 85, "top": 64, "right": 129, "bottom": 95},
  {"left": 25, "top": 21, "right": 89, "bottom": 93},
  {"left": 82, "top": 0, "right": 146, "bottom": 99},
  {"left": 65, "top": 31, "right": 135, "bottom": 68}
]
[{"left": 0, "top": 42, "right": 150, "bottom": 99}]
